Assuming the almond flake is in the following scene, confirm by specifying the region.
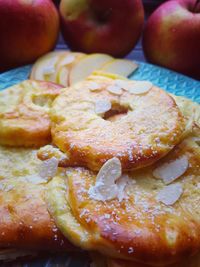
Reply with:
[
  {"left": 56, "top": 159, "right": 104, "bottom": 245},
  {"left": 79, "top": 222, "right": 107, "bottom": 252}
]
[
  {"left": 88, "top": 157, "right": 122, "bottom": 201},
  {"left": 124, "top": 81, "right": 152, "bottom": 94},
  {"left": 157, "top": 183, "right": 183, "bottom": 206},
  {"left": 116, "top": 174, "right": 129, "bottom": 202},
  {"left": 60, "top": 54, "right": 75, "bottom": 66},
  {"left": 39, "top": 145, "right": 68, "bottom": 161},
  {"left": 107, "top": 85, "right": 122, "bottom": 95},
  {"left": 95, "top": 99, "right": 111, "bottom": 114},
  {"left": 88, "top": 81, "right": 102, "bottom": 91},
  {"left": 39, "top": 157, "right": 59, "bottom": 180},
  {"left": 96, "top": 157, "right": 122, "bottom": 184},
  {"left": 153, "top": 156, "right": 188, "bottom": 184},
  {"left": 88, "top": 182, "right": 119, "bottom": 201},
  {"left": 114, "top": 79, "right": 128, "bottom": 88}
]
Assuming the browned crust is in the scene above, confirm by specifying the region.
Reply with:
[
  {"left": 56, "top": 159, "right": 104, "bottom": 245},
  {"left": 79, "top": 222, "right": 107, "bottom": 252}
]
[
  {"left": 0, "top": 80, "right": 63, "bottom": 147},
  {"left": 0, "top": 182, "right": 74, "bottom": 251}
]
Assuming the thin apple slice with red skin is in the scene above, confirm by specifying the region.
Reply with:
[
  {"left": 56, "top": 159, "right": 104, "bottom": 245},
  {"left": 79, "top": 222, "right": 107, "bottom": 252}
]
[
  {"left": 101, "top": 59, "right": 138, "bottom": 77},
  {"left": 56, "top": 52, "right": 85, "bottom": 86},
  {"left": 69, "top": 53, "right": 113, "bottom": 85},
  {"left": 30, "top": 50, "right": 68, "bottom": 82}
]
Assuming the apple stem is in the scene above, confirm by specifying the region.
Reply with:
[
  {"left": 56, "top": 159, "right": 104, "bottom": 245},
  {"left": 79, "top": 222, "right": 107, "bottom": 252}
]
[{"left": 193, "top": 0, "right": 200, "bottom": 12}]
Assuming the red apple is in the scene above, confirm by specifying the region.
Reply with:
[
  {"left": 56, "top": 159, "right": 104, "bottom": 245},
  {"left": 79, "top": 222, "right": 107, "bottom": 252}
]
[
  {"left": 0, "top": 0, "right": 59, "bottom": 71},
  {"left": 143, "top": 0, "right": 200, "bottom": 80},
  {"left": 59, "top": 0, "right": 144, "bottom": 57}
]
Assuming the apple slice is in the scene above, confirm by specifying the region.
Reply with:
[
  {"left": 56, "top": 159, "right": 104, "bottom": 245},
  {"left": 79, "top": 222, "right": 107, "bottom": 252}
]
[
  {"left": 57, "top": 67, "right": 69, "bottom": 87},
  {"left": 69, "top": 54, "right": 113, "bottom": 85},
  {"left": 30, "top": 50, "right": 68, "bottom": 82},
  {"left": 101, "top": 59, "right": 138, "bottom": 77},
  {"left": 56, "top": 52, "right": 85, "bottom": 86}
]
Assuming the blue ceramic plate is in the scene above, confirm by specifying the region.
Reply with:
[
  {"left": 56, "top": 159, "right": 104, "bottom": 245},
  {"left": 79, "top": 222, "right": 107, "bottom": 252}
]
[
  {"left": 0, "top": 62, "right": 199, "bottom": 102},
  {"left": 0, "top": 62, "right": 199, "bottom": 267}
]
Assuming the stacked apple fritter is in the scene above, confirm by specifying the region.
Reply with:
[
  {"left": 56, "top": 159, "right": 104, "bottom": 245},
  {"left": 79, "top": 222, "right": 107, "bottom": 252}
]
[{"left": 0, "top": 74, "right": 199, "bottom": 267}]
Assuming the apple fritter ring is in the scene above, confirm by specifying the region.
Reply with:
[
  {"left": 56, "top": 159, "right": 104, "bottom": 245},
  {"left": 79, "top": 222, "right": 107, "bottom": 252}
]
[
  {"left": 0, "top": 146, "right": 74, "bottom": 252},
  {"left": 46, "top": 134, "right": 200, "bottom": 266},
  {"left": 0, "top": 80, "right": 62, "bottom": 147},
  {"left": 47, "top": 77, "right": 185, "bottom": 171}
]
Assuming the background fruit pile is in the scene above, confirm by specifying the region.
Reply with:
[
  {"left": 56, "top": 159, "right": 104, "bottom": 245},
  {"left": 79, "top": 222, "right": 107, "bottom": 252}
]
[{"left": 0, "top": 0, "right": 199, "bottom": 80}]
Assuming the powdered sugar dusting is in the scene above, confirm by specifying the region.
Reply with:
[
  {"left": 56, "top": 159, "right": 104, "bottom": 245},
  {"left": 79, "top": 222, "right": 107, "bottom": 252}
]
[
  {"left": 157, "top": 183, "right": 183, "bottom": 206},
  {"left": 153, "top": 156, "right": 188, "bottom": 184}
]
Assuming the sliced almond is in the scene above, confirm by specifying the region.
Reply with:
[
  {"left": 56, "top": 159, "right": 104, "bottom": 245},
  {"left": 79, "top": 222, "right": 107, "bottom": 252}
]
[
  {"left": 114, "top": 79, "right": 129, "bottom": 88},
  {"left": 38, "top": 145, "right": 68, "bottom": 161},
  {"left": 88, "top": 157, "right": 122, "bottom": 201},
  {"left": 157, "top": 183, "right": 183, "bottom": 206},
  {"left": 123, "top": 81, "right": 152, "bottom": 94},
  {"left": 107, "top": 85, "right": 123, "bottom": 95},
  {"left": 116, "top": 174, "right": 129, "bottom": 202},
  {"left": 153, "top": 156, "right": 188, "bottom": 184},
  {"left": 96, "top": 157, "right": 121, "bottom": 184},
  {"left": 88, "top": 182, "right": 119, "bottom": 201},
  {"left": 39, "top": 157, "right": 59, "bottom": 180},
  {"left": 95, "top": 99, "right": 111, "bottom": 114},
  {"left": 88, "top": 81, "right": 102, "bottom": 91}
]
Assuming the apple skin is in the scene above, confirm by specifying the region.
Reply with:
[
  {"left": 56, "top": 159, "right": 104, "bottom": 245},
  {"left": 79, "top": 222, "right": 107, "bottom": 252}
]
[
  {"left": 143, "top": 0, "right": 200, "bottom": 80},
  {"left": 0, "top": 0, "right": 59, "bottom": 72},
  {"left": 59, "top": 0, "right": 144, "bottom": 57}
]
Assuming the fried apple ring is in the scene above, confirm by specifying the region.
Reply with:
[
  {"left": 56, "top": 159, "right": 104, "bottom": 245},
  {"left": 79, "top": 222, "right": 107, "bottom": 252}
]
[
  {"left": 0, "top": 145, "right": 74, "bottom": 252},
  {"left": 46, "top": 133, "right": 200, "bottom": 266},
  {"left": 48, "top": 76, "right": 185, "bottom": 171},
  {"left": 0, "top": 80, "right": 62, "bottom": 147}
]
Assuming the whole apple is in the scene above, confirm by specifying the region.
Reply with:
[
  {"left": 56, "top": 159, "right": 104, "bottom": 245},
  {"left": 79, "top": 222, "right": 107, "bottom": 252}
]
[
  {"left": 59, "top": 0, "right": 144, "bottom": 57},
  {"left": 0, "top": 0, "right": 59, "bottom": 71},
  {"left": 143, "top": 0, "right": 200, "bottom": 80}
]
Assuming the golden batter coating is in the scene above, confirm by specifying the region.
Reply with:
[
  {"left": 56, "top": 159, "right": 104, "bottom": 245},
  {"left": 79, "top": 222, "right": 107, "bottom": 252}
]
[
  {"left": 46, "top": 133, "right": 200, "bottom": 266},
  {"left": 0, "top": 146, "right": 73, "bottom": 251},
  {"left": 0, "top": 80, "right": 62, "bottom": 147},
  {"left": 47, "top": 77, "right": 185, "bottom": 171}
]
